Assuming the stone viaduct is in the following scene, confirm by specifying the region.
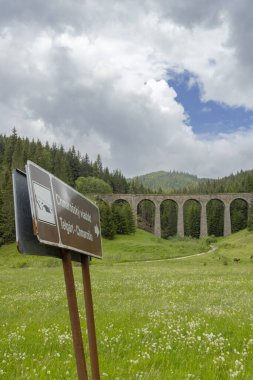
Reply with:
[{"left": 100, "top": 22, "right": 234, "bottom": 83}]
[{"left": 99, "top": 193, "right": 252, "bottom": 238}]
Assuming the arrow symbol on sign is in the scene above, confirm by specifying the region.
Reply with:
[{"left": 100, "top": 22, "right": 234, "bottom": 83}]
[{"left": 94, "top": 224, "right": 100, "bottom": 238}]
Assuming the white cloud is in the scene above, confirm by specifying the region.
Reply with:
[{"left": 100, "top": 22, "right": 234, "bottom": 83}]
[{"left": 0, "top": 1, "right": 253, "bottom": 178}]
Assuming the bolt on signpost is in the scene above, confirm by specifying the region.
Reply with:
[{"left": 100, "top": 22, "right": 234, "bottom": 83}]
[{"left": 13, "top": 161, "right": 102, "bottom": 380}]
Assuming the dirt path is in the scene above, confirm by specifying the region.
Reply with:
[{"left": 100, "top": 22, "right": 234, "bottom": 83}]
[{"left": 143, "top": 245, "right": 218, "bottom": 263}]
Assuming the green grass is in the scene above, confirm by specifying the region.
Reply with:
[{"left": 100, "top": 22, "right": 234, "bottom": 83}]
[
  {"left": 0, "top": 229, "right": 253, "bottom": 379},
  {"left": 0, "top": 229, "right": 209, "bottom": 268},
  {"left": 102, "top": 229, "right": 209, "bottom": 263}
]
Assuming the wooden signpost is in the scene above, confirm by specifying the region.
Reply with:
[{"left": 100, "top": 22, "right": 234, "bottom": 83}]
[{"left": 13, "top": 161, "right": 102, "bottom": 380}]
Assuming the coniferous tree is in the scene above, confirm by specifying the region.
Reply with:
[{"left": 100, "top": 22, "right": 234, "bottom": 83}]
[
  {"left": 112, "top": 203, "right": 128, "bottom": 234},
  {"left": 123, "top": 203, "right": 136, "bottom": 234},
  {"left": 93, "top": 154, "right": 103, "bottom": 178},
  {"left": 53, "top": 146, "right": 71, "bottom": 183},
  {"left": 12, "top": 137, "right": 25, "bottom": 170},
  {"left": 231, "top": 199, "right": 248, "bottom": 233},
  {"left": 97, "top": 200, "right": 115, "bottom": 239},
  {"left": 67, "top": 146, "right": 81, "bottom": 186},
  {"left": 80, "top": 154, "right": 93, "bottom": 177},
  {"left": 110, "top": 201, "right": 135, "bottom": 235},
  {"left": 207, "top": 200, "right": 224, "bottom": 237},
  {"left": 0, "top": 171, "right": 15, "bottom": 243},
  {"left": 4, "top": 128, "right": 17, "bottom": 166},
  {"left": 161, "top": 200, "right": 177, "bottom": 238}
]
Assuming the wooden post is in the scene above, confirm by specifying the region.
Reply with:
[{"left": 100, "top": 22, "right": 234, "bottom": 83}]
[
  {"left": 62, "top": 250, "right": 88, "bottom": 380},
  {"left": 81, "top": 255, "right": 100, "bottom": 380}
]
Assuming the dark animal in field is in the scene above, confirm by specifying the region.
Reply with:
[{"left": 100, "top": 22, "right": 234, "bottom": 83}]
[
  {"left": 250, "top": 255, "right": 253, "bottom": 260},
  {"left": 233, "top": 258, "right": 240, "bottom": 262}
]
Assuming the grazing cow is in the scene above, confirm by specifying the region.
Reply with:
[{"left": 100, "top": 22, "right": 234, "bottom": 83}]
[{"left": 233, "top": 258, "right": 240, "bottom": 263}]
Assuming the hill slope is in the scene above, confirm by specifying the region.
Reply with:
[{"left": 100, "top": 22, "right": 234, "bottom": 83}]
[
  {"left": 132, "top": 171, "right": 206, "bottom": 192},
  {"left": 0, "top": 229, "right": 209, "bottom": 267}
]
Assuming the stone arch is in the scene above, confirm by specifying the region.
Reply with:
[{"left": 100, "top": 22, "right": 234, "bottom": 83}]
[
  {"left": 137, "top": 199, "right": 155, "bottom": 234},
  {"left": 96, "top": 197, "right": 110, "bottom": 207},
  {"left": 160, "top": 199, "right": 178, "bottom": 238},
  {"left": 230, "top": 198, "right": 248, "bottom": 233},
  {"left": 207, "top": 199, "right": 225, "bottom": 236},
  {"left": 183, "top": 199, "right": 201, "bottom": 238},
  {"left": 98, "top": 193, "right": 252, "bottom": 238}
]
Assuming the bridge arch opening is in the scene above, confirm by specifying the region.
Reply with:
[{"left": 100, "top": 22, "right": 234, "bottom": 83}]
[
  {"left": 137, "top": 199, "right": 155, "bottom": 234},
  {"left": 230, "top": 198, "right": 248, "bottom": 233},
  {"left": 207, "top": 199, "right": 224, "bottom": 236},
  {"left": 160, "top": 200, "right": 178, "bottom": 238},
  {"left": 112, "top": 199, "right": 131, "bottom": 208},
  {"left": 183, "top": 199, "right": 201, "bottom": 238}
]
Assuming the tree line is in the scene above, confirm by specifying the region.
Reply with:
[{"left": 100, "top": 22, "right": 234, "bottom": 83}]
[
  {"left": 174, "top": 170, "right": 253, "bottom": 195},
  {"left": 0, "top": 129, "right": 141, "bottom": 244}
]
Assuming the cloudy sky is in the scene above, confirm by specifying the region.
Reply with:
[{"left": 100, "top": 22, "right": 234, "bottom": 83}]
[{"left": 1, "top": 0, "right": 253, "bottom": 178}]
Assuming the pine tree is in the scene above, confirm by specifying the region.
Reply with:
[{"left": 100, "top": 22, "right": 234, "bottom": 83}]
[
  {"left": 207, "top": 200, "right": 224, "bottom": 237},
  {"left": 12, "top": 137, "right": 25, "bottom": 170},
  {"left": 80, "top": 154, "right": 93, "bottom": 177},
  {"left": 0, "top": 171, "right": 15, "bottom": 243},
  {"left": 67, "top": 146, "right": 81, "bottom": 186},
  {"left": 53, "top": 146, "right": 71, "bottom": 183},
  {"left": 123, "top": 203, "right": 136, "bottom": 234},
  {"left": 111, "top": 202, "right": 131, "bottom": 234},
  {"left": 97, "top": 201, "right": 115, "bottom": 239},
  {"left": 4, "top": 128, "right": 17, "bottom": 166},
  {"left": 161, "top": 200, "right": 177, "bottom": 238},
  {"left": 93, "top": 154, "right": 103, "bottom": 178},
  {"left": 231, "top": 199, "right": 248, "bottom": 233}
]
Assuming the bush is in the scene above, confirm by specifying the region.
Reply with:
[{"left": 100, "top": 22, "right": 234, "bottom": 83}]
[
  {"left": 205, "top": 235, "right": 217, "bottom": 245},
  {"left": 75, "top": 176, "right": 112, "bottom": 194}
]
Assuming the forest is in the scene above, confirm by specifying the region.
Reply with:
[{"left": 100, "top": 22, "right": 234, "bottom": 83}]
[
  {"left": 133, "top": 170, "right": 202, "bottom": 191},
  {"left": 0, "top": 129, "right": 252, "bottom": 244},
  {"left": 0, "top": 129, "right": 140, "bottom": 244}
]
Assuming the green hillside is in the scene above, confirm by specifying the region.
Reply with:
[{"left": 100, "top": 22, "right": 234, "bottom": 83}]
[
  {"left": 0, "top": 229, "right": 209, "bottom": 268},
  {"left": 132, "top": 170, "right": 206, "bottom": 192},
  {"left": 131, "top": 168, "right": 253, "bottom": 194}
]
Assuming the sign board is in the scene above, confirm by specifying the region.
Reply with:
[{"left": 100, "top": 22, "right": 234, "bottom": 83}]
[
  {"left": 25, "top": 161, "right": 102, "bottom": 259},
  {"left": 12, "top": 169, "right": 82, "bottom": 261},
  {"left": 13, "top": 166, "right": 101, "bottom": 379}
]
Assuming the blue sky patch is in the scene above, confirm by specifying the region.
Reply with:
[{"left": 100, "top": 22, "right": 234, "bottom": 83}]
[{"left": 168, "top": 71, "right": 253, "bottom": 135}]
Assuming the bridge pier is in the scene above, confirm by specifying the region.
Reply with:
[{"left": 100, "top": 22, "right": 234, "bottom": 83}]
[
  {"left": 154, "top": 203, "right": 161, "bottom": 237},
  {"left": 224, "top": 202, "right": 232, "bottom": 236},
  {"left": 200, "top": 202, "right": 208, "bottom": 237},
  {"left": 132, "top": 200, "right": 138, "bottom": 227},
  {"left": 177, "top": 202, "right": 184, "bottom": 237}
]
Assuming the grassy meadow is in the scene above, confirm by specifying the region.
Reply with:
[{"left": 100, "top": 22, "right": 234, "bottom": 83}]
[{"left": 0, "top": 229, "right": 253, "bottom": 379}]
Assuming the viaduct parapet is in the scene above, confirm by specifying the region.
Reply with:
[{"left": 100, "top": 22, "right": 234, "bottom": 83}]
[{"left": 99, "top": 193, "right": 252, "bottom": 238}]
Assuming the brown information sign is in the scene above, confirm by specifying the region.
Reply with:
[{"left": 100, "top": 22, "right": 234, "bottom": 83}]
[{"left": 26, "top": 161, "right": 102, "bottom": 259}]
